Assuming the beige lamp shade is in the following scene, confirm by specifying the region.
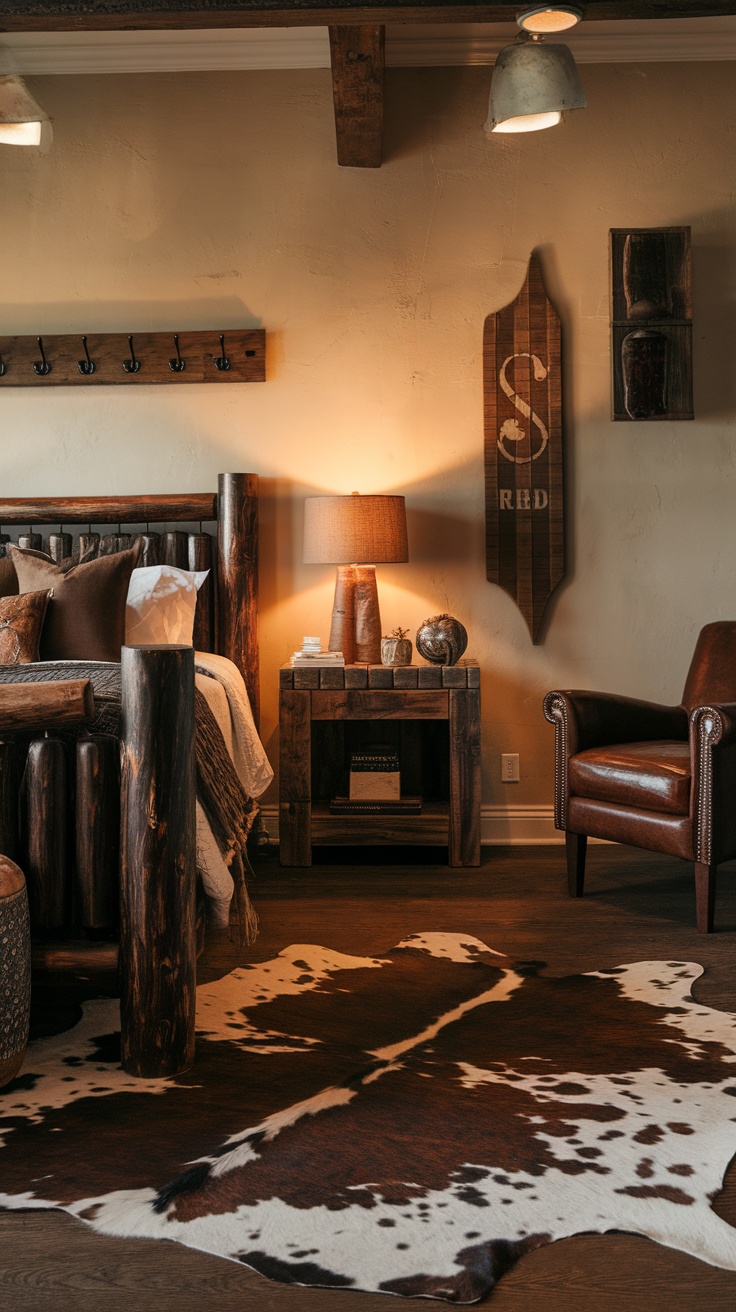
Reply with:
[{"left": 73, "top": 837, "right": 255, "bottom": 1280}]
[{"left": 303, "top": 493, "right": 408, "bottom": 565}]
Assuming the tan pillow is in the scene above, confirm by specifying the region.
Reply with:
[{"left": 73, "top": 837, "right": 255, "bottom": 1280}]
[
  {"left": 10, "top": 544, "right": 140, "bottom": 662},
  {"left": 0, "top": 590, "right": 51, "bottom": 664},
  {"left": 0, "top": 556, "right": 18, "bottom": 598}
]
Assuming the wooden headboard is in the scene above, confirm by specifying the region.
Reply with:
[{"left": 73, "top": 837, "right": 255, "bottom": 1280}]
[{"left": 0, "top": 471, "right": 259, "bottom": 727}]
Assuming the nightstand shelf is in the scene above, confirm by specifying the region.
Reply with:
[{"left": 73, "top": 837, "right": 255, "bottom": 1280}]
[
  {"left": 310, "top": 801, "right": 451, "bottom": 846},
  {"left": 279, "top": 662, "right": 480, "bottom": 867}
]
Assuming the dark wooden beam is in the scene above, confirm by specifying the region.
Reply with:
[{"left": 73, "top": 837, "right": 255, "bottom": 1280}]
[
  {"left": 2, "top": 3, "right": 735, "bottom": 35},
  {"left": 329, "top": 25, "right": 384, "bottom": 168},
  {"left": 0, "top": 492, "right": 216, "bottom": 523}
]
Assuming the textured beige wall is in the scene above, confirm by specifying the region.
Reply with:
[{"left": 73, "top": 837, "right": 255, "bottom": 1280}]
[{"left": 1, "top": 62, "right": 734, "bottom": 810}]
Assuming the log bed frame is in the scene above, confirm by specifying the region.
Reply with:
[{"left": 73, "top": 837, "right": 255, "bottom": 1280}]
[
  {"left": 0, "top": 472, "right": 259, "bottom": 1078},
  {"left": 0, "top": 471, "right": 259, "bottom": 724}
]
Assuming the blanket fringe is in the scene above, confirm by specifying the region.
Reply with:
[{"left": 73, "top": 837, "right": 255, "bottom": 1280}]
[
  {"left": 194, "top": 688, "right": 259, "bottom": 947},
  {"left": 229, "top": 851, "right": 259, "bottom": 947}
]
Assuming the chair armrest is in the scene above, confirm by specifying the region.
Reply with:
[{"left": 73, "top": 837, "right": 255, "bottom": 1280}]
[
  {"left": 689, "top": 703, "right": 736, "bottom": 865},
  {"left": 543, "top": 690, "right": 688, "bottom": 757},
  {"left": 690, "top": 702, "right": 736, "bottom": 750}
]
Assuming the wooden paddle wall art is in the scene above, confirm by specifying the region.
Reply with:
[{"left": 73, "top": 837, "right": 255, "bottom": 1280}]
[
  {"left": 610, "top": 226, "right": 692, "bottom": 421},
  {"left": 484, "top": 252, "right": 564, "bottom": 643}
]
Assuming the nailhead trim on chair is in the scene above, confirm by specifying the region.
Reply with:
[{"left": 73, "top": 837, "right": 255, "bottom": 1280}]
[
  {"left": 692, "top": 705, "right": 723, "bottom": 865},
  {"left": 543, "top": 692, "right": 568, "bottom": 830}
]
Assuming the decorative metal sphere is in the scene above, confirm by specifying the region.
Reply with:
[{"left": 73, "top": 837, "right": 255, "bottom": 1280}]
[{"left": 416, "top": 614, "right": 468, "bottom": 667}]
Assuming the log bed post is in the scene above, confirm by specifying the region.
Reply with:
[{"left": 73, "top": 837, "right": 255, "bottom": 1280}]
[
  {"left": 188, "top": 530, "right": 215, "bottom": 652},
  {"left": 76, "top": 736, "right": 120, "bottom": 934},
  {"left": 119, "top": 645, "right": 196, "bottom": 1078},
  {"left": 22, "top": 739, "right": 68, "bottom": 933},
  {"left": 217, "top": 472, "right": 259, "bottom": 728}
]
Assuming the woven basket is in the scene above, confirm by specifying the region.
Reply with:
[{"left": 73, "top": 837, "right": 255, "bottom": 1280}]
[{"left": 0, "top": 856, "right": 31, "bottom": 1089}]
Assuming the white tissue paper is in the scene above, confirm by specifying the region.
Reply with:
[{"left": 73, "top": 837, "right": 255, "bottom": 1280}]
[{"left": 125, "top": 564, "right": 208, "bottom": 646}]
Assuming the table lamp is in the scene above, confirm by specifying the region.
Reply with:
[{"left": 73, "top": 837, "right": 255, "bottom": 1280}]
[{"left": 303, "top": 492, "right": 408, "bottom": 664}]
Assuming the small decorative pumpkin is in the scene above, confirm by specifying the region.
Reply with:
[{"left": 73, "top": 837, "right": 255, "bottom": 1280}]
[
  {"left": 416, "top": 614, "right": 468, "bottom": 667},
  {"left": 381, "top": 627, "right": 413, "bottom": 668},
  {"left": 0, "top": 855, "right": 31, "bottom": 1089}
]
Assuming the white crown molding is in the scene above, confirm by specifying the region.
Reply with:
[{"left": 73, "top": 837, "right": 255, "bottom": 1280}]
[
  {"left": 1, "top": 18, "right": 736, "bottom": 77},
  {"left": 0, "top": 29, "right": 332, "bottom": 75}
]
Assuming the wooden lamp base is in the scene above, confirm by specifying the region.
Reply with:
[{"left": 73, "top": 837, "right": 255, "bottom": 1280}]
[{"left": 328, "top": 564, "right": 382, "bottom": 664}]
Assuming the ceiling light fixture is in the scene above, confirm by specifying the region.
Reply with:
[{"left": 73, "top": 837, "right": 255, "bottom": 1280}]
[
  {"left": 484, "top": 16, "right": 586, "bottom": 136},
  {"left": 0, "top": 74, "right": 49, "bottom": 147},
  {"left": 517, "top": 5, "right": 583, "bottom": 33}
]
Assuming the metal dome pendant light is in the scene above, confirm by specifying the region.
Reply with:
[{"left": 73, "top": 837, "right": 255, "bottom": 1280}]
[
  {"left": 485, "top": 5, "right": 586, "bottom": 135},
  {"left": 0, "top": 73, "right": 49, "bottom": 146}
]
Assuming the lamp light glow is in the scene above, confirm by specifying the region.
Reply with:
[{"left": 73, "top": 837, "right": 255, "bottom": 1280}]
[
  {"left": 493, "top": 110, "right": 562, "bottom": 134},
  {"left": 484, "top": 37, "right": 586, "bottom": 135},
  {"left": 0, "top": 74, "right": 48, "bottom": 147},
  {"left": 517, "top": 5, "right": 583, "bottom": 33},
  {"left": 0, "top": 121, "right": 42, "bottom": 146}
]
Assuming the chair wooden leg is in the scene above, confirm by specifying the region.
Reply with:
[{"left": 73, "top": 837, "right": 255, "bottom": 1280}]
[
  {"left": 566, "top": 831, "right": 587, "bottom": 898},
  {"left": 695, "top": 862, "right": 717, "bottom": 933}
]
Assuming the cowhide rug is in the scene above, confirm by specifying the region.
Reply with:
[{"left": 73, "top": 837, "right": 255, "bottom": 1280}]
[{"left": 3, "top": 933, "right": 736, "bottom": 1303}]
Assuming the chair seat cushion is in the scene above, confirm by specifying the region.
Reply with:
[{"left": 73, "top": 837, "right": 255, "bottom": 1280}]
[{"left": 568, "top": 740, "right": 691, "bottom": 816}]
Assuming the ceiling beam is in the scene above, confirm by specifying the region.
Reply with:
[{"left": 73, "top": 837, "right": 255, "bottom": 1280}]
[
  {"left": 2, "top": 3, "right": 736, "bottom": 34},
  {"left": 329, "top": 24, "right": 383, "bottom": 167}
]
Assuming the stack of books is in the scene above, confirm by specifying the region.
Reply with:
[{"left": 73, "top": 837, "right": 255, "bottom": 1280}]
[
  {"left": 329, "top": 744, "right": 422, "bottom": 814},
  {"left": 291, "top": 638, "right": 345, "bottom": 668},
  {"left": 349, "top": 746, "right": 400, "bottom": 800}
]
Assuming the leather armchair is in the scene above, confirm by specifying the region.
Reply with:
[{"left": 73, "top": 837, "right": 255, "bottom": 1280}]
[{"left": 543, "top": 622, "right": 736, "bottom": 933}]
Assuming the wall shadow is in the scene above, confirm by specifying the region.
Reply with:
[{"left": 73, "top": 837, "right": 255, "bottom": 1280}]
[
  {"left": 0, "top": 297, "right": 263, "bottom": 335},
  {"left": 383, "top": 65, "right": 484, "bottom": 166}
]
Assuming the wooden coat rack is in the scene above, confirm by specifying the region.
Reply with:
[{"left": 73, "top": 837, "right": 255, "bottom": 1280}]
[{"left": 0, "top": 328, "right": 265, "bottom": 387}]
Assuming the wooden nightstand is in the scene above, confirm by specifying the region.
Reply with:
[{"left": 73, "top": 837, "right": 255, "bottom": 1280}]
[{"left": 279, "top": 661, "right": 480, "bottom": 867}]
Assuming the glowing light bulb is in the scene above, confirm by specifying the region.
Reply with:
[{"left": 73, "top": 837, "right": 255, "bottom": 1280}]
[
  {"left": 0, "top": 120, "right": 42, "bottom": 146},
  {"left": 517, "top": 5, "right": 583, "bottom": 33}
]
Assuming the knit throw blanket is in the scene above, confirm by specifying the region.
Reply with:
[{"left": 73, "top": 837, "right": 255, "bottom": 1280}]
[{"left": 0, "top": 661, "right": 258, "bottom": 945}]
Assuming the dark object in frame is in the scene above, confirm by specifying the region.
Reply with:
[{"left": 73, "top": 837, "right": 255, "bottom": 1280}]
[{"left": 610, "top": 226, "right": 693, "bottom": 421}]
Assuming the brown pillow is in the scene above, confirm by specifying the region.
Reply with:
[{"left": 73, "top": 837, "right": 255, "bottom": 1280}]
[
  {"left": 0, "top": 555, "right": 18, "bottom": 598},
  {"left": 10, "top": 543, "right": 140, "bottom": 662},
  {"left": 0, "top": 590, "right": 51, "bottom": 664}
]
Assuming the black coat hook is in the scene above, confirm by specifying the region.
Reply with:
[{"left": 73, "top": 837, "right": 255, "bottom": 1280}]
[
  {"left": 169, "top": 334, "right": 186, "bottom": 373},
  {"left": 78, "top": 335, "right": 96, "bottom": 376},
  {"left": 123, "top": 335, "right": 141, "bottom": 374},
  {"left": 33, "top": 337, "right": 52, "bottom": 377},
  {"left": 0, "top": 353, "right": 6, "bottom": 377},
  {"left": 214, "top": 333, "right": 231, "bottom": 372}
]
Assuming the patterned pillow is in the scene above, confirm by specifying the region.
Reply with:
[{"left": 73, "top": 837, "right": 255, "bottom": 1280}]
[
  {"left": 0, "top": 591, "right": 52, "bottom": 665},
  {"left": 0, "top": 556, "right": 18, "bottom": 598}
]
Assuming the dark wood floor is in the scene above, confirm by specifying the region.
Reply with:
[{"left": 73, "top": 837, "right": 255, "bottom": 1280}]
[{"left": 4, "top": 843, "right": 736, "bottom": 1311}]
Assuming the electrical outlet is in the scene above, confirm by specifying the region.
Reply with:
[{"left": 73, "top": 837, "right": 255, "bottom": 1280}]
[{"left": 501, "top": 753, "right": 520, "bottom": 783}]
